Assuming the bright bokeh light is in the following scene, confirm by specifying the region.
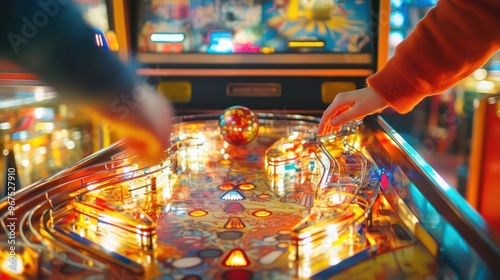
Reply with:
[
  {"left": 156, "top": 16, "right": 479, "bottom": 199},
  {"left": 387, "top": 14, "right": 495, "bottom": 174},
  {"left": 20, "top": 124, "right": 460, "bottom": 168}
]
[
  {"left": 391, "top": 0, "right": 403, "bottom": 8},
  {"left": 389, "top": 31, "right": 404, "bottom": 47},
  {"left": 472, "top": 69, "right": 488, "bottom": 80},
  {"left": 34, "top": 87, "right": 45, "bottom": 101},
  {"left": 390, "top": 12, "right": 405, "bottom": 27},
  {"left": 2, "top": 254, "right": 24, "bottom": 274},
  {"left": 151, "top": 33, "right": 185, "bottom": 43}
]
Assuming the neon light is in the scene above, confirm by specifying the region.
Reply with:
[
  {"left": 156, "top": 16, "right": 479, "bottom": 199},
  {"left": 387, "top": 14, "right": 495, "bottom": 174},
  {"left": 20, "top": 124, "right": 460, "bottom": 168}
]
[
  {"left": 233, "top": 43, "right": 260, "bottom": 53},
  {"left": 207, "top": 31, "right": 233, "bottom": 53},
  {"left": 390, "top": 12, "right": 405, "bottom": 27},
  {"left": 288, "top": 41, "right": 325, "bottom": 48},
  {"left": 95, "top": 33, "right": 103, "bottom": 47},
  {"left": 151, "top": 33, "right": 185, "bottom": 43}
]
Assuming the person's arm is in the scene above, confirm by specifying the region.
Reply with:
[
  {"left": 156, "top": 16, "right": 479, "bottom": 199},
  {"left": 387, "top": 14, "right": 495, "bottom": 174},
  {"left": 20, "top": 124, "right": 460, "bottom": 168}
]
[
  {"left": 318, "top": 0, "right": 500, "bottom": 135},
  {"left": 2, "top": 0, "right": 173, "bottom": 158},
  {"left": 3, "top": 0, "right": 135, "bottom": 103},
  {"left": 368, "top": 0, "right": 500, "bottom": 113}
]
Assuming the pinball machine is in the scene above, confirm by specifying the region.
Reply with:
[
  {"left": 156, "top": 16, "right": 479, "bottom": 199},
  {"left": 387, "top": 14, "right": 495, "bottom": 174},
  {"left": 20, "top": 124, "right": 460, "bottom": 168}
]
[{"left": 1, "top": 0, "right": 499, "bottom": 279}]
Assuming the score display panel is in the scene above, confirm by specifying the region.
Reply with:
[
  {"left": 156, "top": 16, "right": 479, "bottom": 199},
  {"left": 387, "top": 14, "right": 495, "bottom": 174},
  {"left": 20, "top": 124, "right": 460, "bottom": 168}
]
[{"left": 133, "top": 0, "right": 389, "bottom": 112}]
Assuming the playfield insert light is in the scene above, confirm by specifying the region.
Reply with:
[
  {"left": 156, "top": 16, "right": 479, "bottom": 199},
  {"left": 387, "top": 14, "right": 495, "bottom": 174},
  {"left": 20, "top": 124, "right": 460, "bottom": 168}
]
[
  {"left": 224, "top": 217, "right": 246, "bottom": 229},
  {"left": 219, "top": 183, "right": 235, "bottom": 191},
  {"left": 252, "top": 209, "right": 272, "bottom": 217},
  {"left": 189, "top": 210, "right": 208, "bottom": 217},
  {"left": 223, "top": 249, "right": 250, "bottom": 267},
  {"left": 220, "top": 190, "right": 246, "bottom": 201},
  {"left": 237, "top": 183, "right": 255, "bottom": 191}
]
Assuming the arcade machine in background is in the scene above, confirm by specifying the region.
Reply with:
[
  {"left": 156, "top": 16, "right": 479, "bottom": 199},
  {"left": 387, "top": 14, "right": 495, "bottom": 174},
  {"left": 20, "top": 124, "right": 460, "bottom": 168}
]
[
  {"left": 132, "top": 0, "right": 389, "bottom": 113},
  {"left": 382, "top": 0, "right": 471, "bottom": 193},
  {"left": 0, "top": 0, "right": 129, "bottom": 196},
  {"left": 386, "top": 1, "right": 497, "bottom": 212},
  {"left": 460, "top": 55, "right": 500, "bottom": 235},
  {"left": 0, "top": 86, "right": 96, "bottom": 190},
  {"left": 387, "top": 0, "right": 437, "bottom": 56},
  {"left": 383, "top": 0, "right": 437, "bottom": 141}
]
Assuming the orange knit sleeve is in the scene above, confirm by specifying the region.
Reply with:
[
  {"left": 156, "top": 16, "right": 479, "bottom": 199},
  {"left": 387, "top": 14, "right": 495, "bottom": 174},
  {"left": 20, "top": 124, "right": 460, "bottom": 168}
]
[{"left": 367, "top": 0, "right": 500, "bottom": 114}]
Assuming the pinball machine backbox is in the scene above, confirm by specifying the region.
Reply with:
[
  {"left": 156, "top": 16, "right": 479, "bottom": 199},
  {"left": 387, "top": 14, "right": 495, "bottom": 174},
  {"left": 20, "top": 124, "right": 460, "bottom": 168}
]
[{"left": 131, "top": 0, "right": 389, "bottom": 113}]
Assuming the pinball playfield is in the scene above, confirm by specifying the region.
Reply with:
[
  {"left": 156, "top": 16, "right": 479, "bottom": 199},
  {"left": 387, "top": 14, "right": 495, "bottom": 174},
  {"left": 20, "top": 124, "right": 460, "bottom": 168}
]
[{"left": 1, "top": 108, "right": 498, "bottom": 279}]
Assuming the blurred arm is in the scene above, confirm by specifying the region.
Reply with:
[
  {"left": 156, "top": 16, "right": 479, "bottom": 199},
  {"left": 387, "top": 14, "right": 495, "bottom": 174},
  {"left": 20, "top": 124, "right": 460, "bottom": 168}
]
[
  {"left": 0, "top": 1, "right": 173, "bottom": 158},
  {"left": 1, "top": 0, "right": 135, "bottom": 104}
]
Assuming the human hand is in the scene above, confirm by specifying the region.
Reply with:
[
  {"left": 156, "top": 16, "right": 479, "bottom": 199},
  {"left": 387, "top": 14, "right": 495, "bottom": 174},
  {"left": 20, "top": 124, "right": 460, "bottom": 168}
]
[
  {"left": 317, "top": 87, "right": 389, "bottom": 136},
  {"left": 83, "top": 85, "right": 173, "bottom": 160}
]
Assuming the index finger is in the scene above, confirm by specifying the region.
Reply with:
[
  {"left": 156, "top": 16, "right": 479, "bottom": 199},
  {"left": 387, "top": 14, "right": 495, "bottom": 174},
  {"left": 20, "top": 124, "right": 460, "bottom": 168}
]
[{"left": 318, "top": 99, "right": 350, "bottom": 135}]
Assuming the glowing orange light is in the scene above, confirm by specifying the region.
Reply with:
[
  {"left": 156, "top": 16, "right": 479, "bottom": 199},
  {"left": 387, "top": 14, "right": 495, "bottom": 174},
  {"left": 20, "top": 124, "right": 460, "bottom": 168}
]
[
  {"left": 238, "top": 183, "right": 255, "bottom": 191},
  {"left": 252, "top": 209, "right": 272, "bottom": 217},
  {"left": 189, "top": 209, "right": 208, "bottom": 217},
  {"left": 223, "top": 249, "right": 250, "bottom": 267},
  {"left": 219, "top": 159, "right": 232, "bottom": 165},
  {"left": 105, "top": 31, "right": 119, "bottom": 51},
  {"left": 257, "top": 193, "right": 271, "bottom": 199},
  {"left": 278, "top": 242, "right": 289, "bottom": 248},
  {"left": 224, "top": 217, "right": 246, "bottom": 229},
  {"left": 219, "top": 183, "right": 235, "bottom": 191},
  {"left": 206, "top": 171, "right": 220, "bottom": 177}
]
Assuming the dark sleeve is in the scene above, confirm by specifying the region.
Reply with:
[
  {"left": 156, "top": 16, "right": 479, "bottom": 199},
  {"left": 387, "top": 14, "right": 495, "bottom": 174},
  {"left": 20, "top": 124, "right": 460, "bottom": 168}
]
[{"left": 1, "top": 0, "right": 135, "bottom": 103}]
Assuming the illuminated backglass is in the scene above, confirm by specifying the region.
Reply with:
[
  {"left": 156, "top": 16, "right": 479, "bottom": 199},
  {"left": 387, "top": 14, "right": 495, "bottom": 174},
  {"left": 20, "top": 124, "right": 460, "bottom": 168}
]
[{"left": 136, "top": 0, "right": 377, "bottom": 65}]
